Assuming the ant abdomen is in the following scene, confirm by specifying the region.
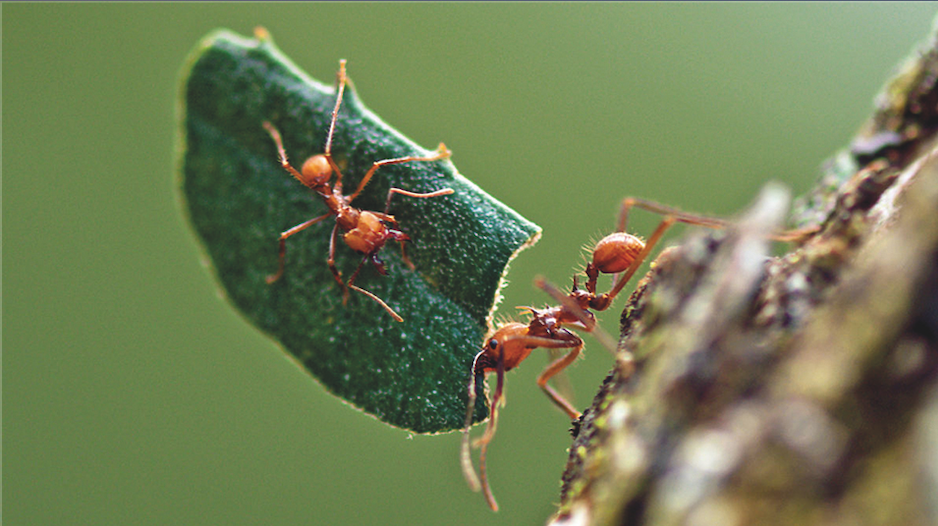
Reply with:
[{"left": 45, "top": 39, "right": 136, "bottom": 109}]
[
  {"left": 591, "top": 232, "right": 645, "bottom": 274},
  {"left": 343, "top": 211, "right": 386, "bottom": 254}
]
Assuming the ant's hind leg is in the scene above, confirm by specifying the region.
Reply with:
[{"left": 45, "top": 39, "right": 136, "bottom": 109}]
[
  {"left": 346, "top": 253, "right": 404, "bottom": 322},
  {"left": 348, "top": 284, "right": 404, "bottom": 323},
  {"left": 616, "top": 196, "right": 729, "bottom": 234},
  {"left": 326, "top": 223, "right": 349, "bottom": 302},
  {"left": 618, "top": 195, "right": 819, "bottom": 243}
]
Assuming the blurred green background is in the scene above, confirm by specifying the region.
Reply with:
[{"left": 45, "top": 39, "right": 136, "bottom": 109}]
[{"left": 6, "top": 3, "right": 937, "bottom": 525}]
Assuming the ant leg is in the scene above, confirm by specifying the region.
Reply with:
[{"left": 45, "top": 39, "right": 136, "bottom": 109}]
[
  {"left": 617, "top": 196, "right": 729, "bottom": 234},
  {"left": 618, "top": 196, "right": 818, "bottom": 244},
  {"left": 345, "top": 254, "right": 368, "bottom": 292},
  {"left": 399, "top": 237, "right": 415, "bottom": 272},
  {"left": 534, "top": 337, "right": 584, "bottom": 419},
  {"left": 266, "top": 213, "right": 332, "bottom": 284},
  {"left": 380, "top": 187, "right": 454, "bottom": 270},
  {"left": 609, "top": 197, "right": 818, "bottom": 300},
  {"left": 384, "top": 187, "right": 455, "bottom": 214},
  {"left": 606, "top": 197, "right": 728, "bottom": 297},
  {"left": 326, "top": 223, "right": 350, "bottom": 303},
  {"left": 323, "top": 59, "right": 348, "bottom": 159},
  {"left": 263, "top": 121, "right": 307, "bottom": 184},
  {"left": 347, "top": 143, "right": 452, "bottom": 203},
  {"left": 346, "top": 253, "right": 405, "bottom": 322},
  {"left": 348, "top": 284, "right": 404, "bottom": 323},
  {"left": 461, "top": 354, "right": 485, "bottom": 492},
  {"left": 477, "top": 352, "right": 506, "bottom": 512},
  {"left": 769, "top": 225, "right": 821, "bottom": 242},
  {"left": 317, "top": 60, "right": 350, "bottom": 193},
  {"left": 496, "top": 333, "right": 588, "bottom": 418},
  {"left": 368, "top": 223, "right": 416, "bottom": 271}
]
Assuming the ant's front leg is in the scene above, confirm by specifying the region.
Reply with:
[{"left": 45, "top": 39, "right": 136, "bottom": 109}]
[
  {"left": 262, "top": 121, "right": 305, "bottom": 183},
  {"left": 477, "top": 350, "right": 506, "bottom": 512},
  {"left": 461, "top": 359, "right": 486, "bottom": 493}
]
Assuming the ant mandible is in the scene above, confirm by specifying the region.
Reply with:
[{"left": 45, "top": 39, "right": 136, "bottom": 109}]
[
  {"left": 262, "top": 60, "right": 455, "bottom": 322},
  {"left": 460, "top": 197, "right": 816, "bottom": 511}
]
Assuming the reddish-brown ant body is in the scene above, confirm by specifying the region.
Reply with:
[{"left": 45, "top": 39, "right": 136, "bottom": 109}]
[
  {"left": 461, "top": 197, "right": 816, "bottom": 511},
  {"left": 262, "top": 60, "right": 454, "bottom": 322}
]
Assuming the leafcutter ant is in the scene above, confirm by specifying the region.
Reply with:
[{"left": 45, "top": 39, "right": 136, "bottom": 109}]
[
  {"left": 460, "top": 197, "right": 817, "bottom": 511},
  {"left": 262, "top": 60, "right": 454, "bottom": 322}
]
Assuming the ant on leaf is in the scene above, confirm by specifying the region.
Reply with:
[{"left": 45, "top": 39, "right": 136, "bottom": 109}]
[
  {"left": 460, "top": 197, "right": 817, "bottom": 511},
  {"left": 262, "top": 60, "right": 454, "bottom": 322}
]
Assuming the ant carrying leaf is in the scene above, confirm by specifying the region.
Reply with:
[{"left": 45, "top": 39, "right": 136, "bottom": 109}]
[
  {"left": 460, "top": 197, "right": 817, "bottom": 511},
  {"left": 263, "top": 60, "right": 454, "bottom": 322}
]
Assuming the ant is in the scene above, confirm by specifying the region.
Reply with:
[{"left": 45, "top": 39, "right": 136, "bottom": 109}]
[
  {"left": 460, "top": 197, "right": 817, "bottom": 511},
  {"left": 262, "top": 60, "right": 455, "bottom": 322}
]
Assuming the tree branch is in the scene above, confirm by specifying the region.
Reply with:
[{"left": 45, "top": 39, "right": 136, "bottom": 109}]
[{"left": 551, "top": 19, "right": 938, "bottom": 526}]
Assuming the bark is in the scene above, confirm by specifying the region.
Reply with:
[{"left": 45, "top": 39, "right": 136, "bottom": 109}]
[{"left": 550, "top": 22, "right": 938, "bottom": 526}]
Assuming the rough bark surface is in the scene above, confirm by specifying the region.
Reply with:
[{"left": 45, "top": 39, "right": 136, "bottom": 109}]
[{"left": 550, "top": 22, "right": 938, "bottom": 526}]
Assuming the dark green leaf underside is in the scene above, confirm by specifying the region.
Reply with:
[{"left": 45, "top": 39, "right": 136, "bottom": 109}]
[{"left": 177, "top": 30, "right": 540, "bottom": 433}]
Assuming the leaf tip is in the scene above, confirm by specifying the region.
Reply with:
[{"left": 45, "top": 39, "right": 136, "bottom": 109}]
[{"left": 253, "top": 26, "right": 273, "bottom": 44}]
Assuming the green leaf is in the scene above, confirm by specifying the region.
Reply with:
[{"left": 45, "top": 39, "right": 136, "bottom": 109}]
[{"left": 176, "top": 29, "right": 540, "bottom": 434}]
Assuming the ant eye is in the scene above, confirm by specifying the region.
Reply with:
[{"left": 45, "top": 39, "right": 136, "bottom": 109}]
[{"left": 488, "top": 339, "right": 499, "bottom": 350}]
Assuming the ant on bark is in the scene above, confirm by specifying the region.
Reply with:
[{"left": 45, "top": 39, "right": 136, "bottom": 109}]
[
  {"left": 460, "top": 197, "right": 816, "bottom": 511},
  {"left": 262, "top": 60, "right": 454, "bottom": 322}
]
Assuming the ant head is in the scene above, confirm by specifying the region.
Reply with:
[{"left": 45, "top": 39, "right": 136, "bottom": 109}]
[
  {"left": 299, "top": 154, "right": 333, "bottom": 188},
  {"left": 592, "top": 232, "right": 645, "bottom": 274},
  {"left": 477, "top": 322, "right": 531, "bottom": 373},
  {"left": 470, "top": 337, "right": 501, "bottom": 375}
]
